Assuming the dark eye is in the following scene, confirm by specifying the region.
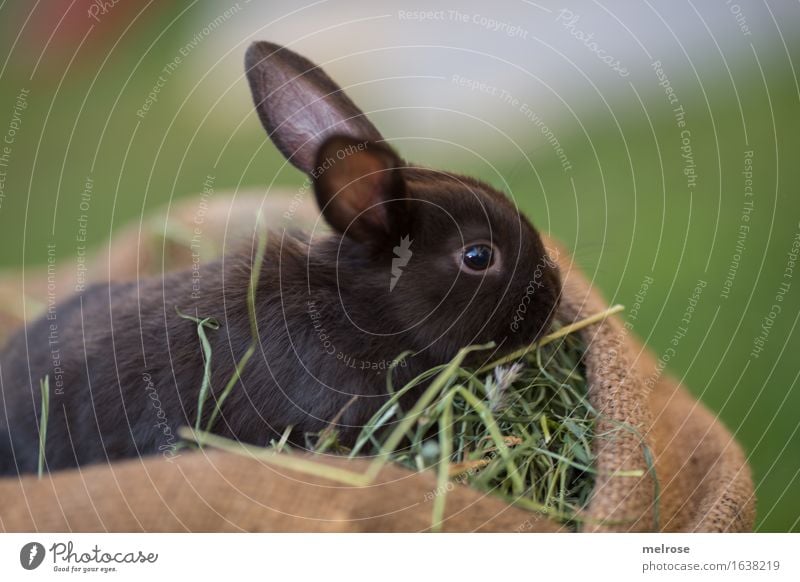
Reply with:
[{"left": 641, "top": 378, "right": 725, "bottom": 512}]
[{"left": 462, "top": 244, "right": 494, "bottom": 271}]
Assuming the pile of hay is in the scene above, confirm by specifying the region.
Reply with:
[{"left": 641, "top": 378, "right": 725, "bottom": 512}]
[
  {"left": 297, "top": 308, "right": 628, "bottom": 529},
  {"left": 183, "top": 301, "right": 625, "bottom": 530}
]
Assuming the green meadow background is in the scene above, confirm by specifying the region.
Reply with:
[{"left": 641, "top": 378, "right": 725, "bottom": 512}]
[{"left": 0, "top": 1, "right": 798, "bottom": 530}]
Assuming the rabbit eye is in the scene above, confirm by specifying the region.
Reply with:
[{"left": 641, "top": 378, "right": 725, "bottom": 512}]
[{"left": 462, "top": 244, "right": 494, "bottom": 271}]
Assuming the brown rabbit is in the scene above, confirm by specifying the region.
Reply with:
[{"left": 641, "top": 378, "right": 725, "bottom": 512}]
[{"left": 0, "top": 42, "right": 560, "bottom": 475}]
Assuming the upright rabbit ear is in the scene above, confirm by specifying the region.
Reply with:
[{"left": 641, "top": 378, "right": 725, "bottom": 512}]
[
  {"left": 313, "top": 135, "right": 407, "bottom": 245},
  {"left": 245, "top": 41, "right": 384, "bottom": 174}
]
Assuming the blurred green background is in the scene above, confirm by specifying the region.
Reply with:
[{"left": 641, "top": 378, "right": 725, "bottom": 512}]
[{"left": 0, "top": 1, "right": 797, "bottom": 530}]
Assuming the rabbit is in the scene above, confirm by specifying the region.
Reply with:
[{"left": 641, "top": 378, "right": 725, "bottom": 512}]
[{"left": 0, "top": 41, "right": 560, "bottom": 475}]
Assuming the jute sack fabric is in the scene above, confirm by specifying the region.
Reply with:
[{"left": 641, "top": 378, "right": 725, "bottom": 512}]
[
  {"left": 0, "top": 194, "right": 754, "bottom": 532},
  {"left": 553, "top": 239, "right": 754, "bottom": 532}
]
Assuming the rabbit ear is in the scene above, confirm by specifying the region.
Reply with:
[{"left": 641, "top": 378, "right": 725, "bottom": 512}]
[
  {"left": 245, "top": 41, "right": 384, "bottom": 174},
  {"left": 313, "top": 135, "right": 407, "bottom": 244}
]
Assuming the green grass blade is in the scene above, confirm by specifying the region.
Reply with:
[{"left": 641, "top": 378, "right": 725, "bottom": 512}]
[{"left": 37, "top": 375, "right": 50, "bottom": 479}]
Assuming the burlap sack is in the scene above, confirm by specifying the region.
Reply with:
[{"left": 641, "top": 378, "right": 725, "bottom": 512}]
[{"left": 0, "top": 193, "right": 754, "bottom": 532}]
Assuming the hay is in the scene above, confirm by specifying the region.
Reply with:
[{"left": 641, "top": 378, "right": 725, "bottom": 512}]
[{"left": 181, "top": 305, "right": 627, "bottom": 530}]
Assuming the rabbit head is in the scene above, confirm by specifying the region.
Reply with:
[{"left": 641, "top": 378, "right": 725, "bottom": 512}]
[{"left": 245, "top": 42, "right": 560, "bottom": 363}]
